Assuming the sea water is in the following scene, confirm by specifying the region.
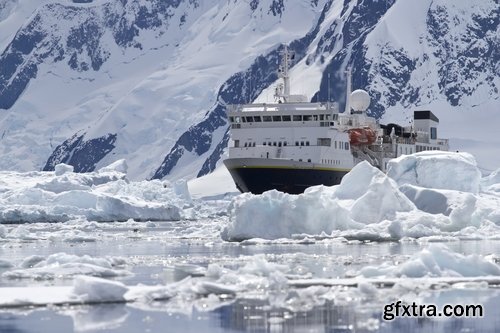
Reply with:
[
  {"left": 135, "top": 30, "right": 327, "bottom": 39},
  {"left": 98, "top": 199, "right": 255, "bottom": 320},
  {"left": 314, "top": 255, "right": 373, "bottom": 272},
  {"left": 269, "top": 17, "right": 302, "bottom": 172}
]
[{"left": 0, "top": 220, "right": 499, "bottom": 332}]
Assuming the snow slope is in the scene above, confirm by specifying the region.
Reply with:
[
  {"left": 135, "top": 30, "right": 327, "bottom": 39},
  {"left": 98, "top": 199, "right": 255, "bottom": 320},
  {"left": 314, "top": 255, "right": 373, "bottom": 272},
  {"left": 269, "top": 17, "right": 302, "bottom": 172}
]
[{"left": 0, "top": 0, "right": 498, "bottom": 181}]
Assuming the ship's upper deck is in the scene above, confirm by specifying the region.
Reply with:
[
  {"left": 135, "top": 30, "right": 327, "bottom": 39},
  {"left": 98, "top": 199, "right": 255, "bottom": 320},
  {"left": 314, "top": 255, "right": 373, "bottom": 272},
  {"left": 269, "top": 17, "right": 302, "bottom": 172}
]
[
  {"left": 226, "top": 101, "right": 381, "bottom": 131},
  {"left": 227, "top": 102, "right": 339, "bottom": 129}
]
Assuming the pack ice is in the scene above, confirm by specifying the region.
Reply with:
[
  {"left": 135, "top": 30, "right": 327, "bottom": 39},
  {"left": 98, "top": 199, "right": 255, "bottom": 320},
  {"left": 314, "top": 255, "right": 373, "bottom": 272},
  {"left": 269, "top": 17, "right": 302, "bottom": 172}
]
[
  {"left": 0, "top": 160, "right": 185, "bottom": 223},
  {"left": 223, "top": 152, "right": 500, "bottom": 240}
]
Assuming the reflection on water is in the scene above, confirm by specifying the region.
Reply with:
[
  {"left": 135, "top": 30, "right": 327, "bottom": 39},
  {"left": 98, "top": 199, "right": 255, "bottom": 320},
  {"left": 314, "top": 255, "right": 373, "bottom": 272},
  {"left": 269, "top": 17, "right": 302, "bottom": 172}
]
[
  {"left": 1, "top": 225, "right": 500, "bottom": 333},
  {"left": 1, "top": 289, "right": 499, "bottom": 333}
]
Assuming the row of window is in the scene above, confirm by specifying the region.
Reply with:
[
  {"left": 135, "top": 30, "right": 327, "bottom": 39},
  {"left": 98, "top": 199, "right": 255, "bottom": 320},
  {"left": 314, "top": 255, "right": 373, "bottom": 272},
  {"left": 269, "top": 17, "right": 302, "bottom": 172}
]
[
  {"left": 416, "top": 145, "right": 441, "bottom": 152},
  {"left": 242, "top": 140, "right": 350, "bottom": 149},
  {"left": 262, "top": 141, "right": 311, "bottom": 147},
  {"left": 399, "top": 146, "right": 414, "bottom": 155},
  {"left": 230, "top": 114, "right": 339, "bottom": 124},
  {"left": 336, "top": 141, "right": 349, "bottom": 150},
  {"left": 322, "top": 159, "right": 341, "bottom": 165},
  {"left": 240, "top": 139, "right": 349, "bottom": 150}
]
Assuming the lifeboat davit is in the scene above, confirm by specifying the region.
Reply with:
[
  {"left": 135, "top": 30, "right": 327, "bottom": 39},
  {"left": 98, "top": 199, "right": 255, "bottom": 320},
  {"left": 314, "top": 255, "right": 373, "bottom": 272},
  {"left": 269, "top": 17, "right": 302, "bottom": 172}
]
[{"left": 348, "top": 127, "right": 377, "bottom": 146}]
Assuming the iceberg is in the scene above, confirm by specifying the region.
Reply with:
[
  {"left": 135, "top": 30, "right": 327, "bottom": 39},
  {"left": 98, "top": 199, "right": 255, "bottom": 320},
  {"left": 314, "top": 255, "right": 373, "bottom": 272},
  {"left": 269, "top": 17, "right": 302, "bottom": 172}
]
[
  {"left": 224, "top": 152, "right": 500, "bottom": 241},
  {"left": 0, "top": 160, "right": 184, "bottom": 223}
]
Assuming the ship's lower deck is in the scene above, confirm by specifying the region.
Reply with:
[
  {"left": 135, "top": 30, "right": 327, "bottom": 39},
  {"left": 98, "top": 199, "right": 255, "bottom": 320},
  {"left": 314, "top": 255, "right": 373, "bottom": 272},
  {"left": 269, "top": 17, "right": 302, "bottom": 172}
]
[{"left": 224, "top": 158, "right": 350, "bottom": 194}]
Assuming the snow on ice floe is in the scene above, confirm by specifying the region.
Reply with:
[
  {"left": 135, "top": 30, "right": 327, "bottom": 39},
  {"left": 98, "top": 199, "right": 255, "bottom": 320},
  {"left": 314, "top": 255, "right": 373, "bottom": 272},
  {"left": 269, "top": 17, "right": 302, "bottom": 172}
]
[
  {"left": 387, "top": 151, "right": 482, "bottom": 193},
  {"left": 0, "top": 160, "right": 187, "bottom": 223},
  {"left": 223, "top": 152, "right": 500, "bottom": 241},
  {"left": 357, "top": 243, "right": 500, "bottom": 278},
  {"left": 2, "top": 252, "right": 130, "bottom": 280},
  {"left": 0, "top": 245, "right": 499, "bottom": 311}
]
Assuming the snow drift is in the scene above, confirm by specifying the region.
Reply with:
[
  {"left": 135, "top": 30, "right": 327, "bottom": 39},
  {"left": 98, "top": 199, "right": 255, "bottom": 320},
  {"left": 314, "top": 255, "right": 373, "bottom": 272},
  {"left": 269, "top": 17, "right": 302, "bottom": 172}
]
[{"left": 223, "top": 152, "right": 500, "bottom": 241}]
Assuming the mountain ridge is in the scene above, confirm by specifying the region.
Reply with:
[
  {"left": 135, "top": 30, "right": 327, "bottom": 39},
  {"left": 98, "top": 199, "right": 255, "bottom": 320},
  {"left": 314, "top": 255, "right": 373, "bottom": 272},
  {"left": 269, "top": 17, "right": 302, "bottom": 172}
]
[{"left": 0, "top": 0, "right": 498, "bottom": 179}]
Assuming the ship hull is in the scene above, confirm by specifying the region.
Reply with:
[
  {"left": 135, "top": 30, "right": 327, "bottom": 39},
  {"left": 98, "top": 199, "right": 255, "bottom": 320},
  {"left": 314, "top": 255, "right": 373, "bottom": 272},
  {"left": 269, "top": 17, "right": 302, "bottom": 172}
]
[{"left": 224, "top": 158, "right": 350, "bottom": 194}]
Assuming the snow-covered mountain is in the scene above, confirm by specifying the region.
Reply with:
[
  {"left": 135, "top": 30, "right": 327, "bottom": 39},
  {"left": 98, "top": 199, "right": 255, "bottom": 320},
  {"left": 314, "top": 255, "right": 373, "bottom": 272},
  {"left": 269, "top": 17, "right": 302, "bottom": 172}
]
[{"left": 0, "top": 0, "right": 498, "bottom": 180}]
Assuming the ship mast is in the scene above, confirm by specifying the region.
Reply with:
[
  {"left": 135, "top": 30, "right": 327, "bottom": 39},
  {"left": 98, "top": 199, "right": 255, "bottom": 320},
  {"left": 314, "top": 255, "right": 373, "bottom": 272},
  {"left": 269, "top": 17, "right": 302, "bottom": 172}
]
[
  {"left": 344, "top": 67, "right": 352, "bottom": 114},
  {"left": 282, "top": 45, "right": 291, "bottom": 97},
  {"left": 275, "top": 45, "right": 293, "bottom": 103}
]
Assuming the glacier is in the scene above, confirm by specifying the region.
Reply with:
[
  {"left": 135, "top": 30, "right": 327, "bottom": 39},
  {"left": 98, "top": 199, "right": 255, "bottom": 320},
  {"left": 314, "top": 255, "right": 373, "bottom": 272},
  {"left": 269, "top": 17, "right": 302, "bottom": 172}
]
[{"left": 0, "top": 0, "right": 498, "bottom": 181}]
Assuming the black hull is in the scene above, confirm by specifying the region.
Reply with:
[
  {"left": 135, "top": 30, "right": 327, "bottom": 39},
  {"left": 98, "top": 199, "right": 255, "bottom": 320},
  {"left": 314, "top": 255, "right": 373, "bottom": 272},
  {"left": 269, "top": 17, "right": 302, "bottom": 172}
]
[{"left": 226, "top": 165, "right": 349, "bottom": 194}]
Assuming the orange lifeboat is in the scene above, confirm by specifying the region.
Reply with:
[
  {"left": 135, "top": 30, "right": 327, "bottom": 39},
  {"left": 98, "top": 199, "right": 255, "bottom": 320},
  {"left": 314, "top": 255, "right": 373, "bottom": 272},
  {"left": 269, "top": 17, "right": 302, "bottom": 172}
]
[{"left": 348, "top": 127, "right": 377, "bottom": 146}]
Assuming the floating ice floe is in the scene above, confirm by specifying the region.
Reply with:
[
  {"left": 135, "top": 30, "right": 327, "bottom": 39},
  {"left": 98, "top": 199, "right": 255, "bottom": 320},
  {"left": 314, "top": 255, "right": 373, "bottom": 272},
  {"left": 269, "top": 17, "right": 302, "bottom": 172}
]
[
  {"left": 387, "top": 151, "right": 482, "bottom": 193},
  {"left": 2, "top": 252, "right": 130, "bottom": 280},
  {"left": 223, "top": 152, "right": 500, "bottom": 241},
  {"left": 0, "top": 245, "right": 499, "bottom": 311},
  {"left": 357, "top": 243, "right": 500, "bottom": 278},
  {"left": 0, "top": 160, "right": 187, "bottom": 223}
]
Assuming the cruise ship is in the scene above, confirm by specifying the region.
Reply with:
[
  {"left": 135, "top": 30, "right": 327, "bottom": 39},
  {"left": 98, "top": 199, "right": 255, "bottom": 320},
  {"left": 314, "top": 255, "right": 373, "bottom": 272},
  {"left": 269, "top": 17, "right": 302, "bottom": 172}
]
[{"left": 223, "top": 46, "right": 449, "bottom": 194}]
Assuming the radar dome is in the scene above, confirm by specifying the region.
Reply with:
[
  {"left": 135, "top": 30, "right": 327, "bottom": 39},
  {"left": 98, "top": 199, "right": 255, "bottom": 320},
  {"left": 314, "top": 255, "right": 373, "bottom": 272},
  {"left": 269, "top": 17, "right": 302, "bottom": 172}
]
[{"left": 350, "top": 89, "right": 370, "bottom": 112}]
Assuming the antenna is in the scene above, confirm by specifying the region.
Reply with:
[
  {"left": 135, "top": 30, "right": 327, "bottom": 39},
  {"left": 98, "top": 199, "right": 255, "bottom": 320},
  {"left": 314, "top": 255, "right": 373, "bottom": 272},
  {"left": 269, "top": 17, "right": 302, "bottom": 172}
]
[
  {"left": 344, "top": 67, "right": 352, "bottom": 114},
  {"left": 274, "top": 44, "right": 293, "bottom": 102},
  {"left": 282, "top": 45, "right": 290, "bottom": 97},
  {"left": 327, "top": 72, "right": 331, "bottom": 102}
]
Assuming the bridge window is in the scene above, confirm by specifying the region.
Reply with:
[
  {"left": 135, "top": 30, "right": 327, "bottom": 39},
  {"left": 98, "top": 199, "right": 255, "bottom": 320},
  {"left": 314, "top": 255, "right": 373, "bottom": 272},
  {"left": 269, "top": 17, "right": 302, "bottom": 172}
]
[
  {"left": 234, "top": 140, "right": 239, "bottom": 147},
  {"left": 430, "top": 127, "right": 437, "bottom": 140},
  {"left": 229, "top": 116, "right": 234, "bottom": 123},
  {"left": 263, "top": 142, "right": 267, "bottom": 146},
  {"left": 306, "top": 141, "right": 310, "bottom": 146},
  {"left": 300, "top": 141, "right": 304, "bottom": 146},
  {"left": 282, "top": 115, "right": 291, "bottom": 121},
  {"left": 272, "top": 115, "right": 281, "bottom": 122},
  {"left": 273, "top": 142, "right": 277, "bottom": 146},
  {"left": 317, "top": 138, "right": 331, "bottom": 146},
  {"left": 263, "top": 116, "right": 272, "bottom": 122},
  {"left": 320, "top": 115, "right": 325, "bottom": 121},
  {"left": 303, "top": 115, "right": 312, "bottom": 121},
  {"left": 293, "top": 115, "right": 302, "bottom": 121},
  {"left": 295, "top": 141, "right": 299, "bottom": 146},
  {"left": 245, "top": 116, "right": 253, "bottom": 122},
  {"left": 253, "top": 116, "right": 261, "bottom": 122},
  {"left": 278, "top": 142, "right": 282, "bottom": 147},
  {"left": 283, "top": 142, "right": 287, "bottom": 146},
  {"left": 345, "top": 142, "right": 349, "bottom": 150}
]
